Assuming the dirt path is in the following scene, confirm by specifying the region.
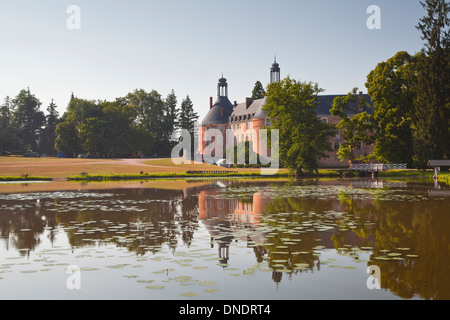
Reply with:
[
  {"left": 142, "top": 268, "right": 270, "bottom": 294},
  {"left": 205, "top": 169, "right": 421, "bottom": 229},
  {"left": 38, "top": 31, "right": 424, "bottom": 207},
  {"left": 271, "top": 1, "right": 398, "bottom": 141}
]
[{"left": 116, "top": 158, "right": 170, "bottom": 168}]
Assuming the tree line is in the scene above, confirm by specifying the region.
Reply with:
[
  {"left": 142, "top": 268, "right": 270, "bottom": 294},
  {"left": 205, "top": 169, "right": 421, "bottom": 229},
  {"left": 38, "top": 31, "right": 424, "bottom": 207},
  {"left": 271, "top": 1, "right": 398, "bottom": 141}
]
[{"left": 0, "top": 88, "right": 198, "bottom": 158}]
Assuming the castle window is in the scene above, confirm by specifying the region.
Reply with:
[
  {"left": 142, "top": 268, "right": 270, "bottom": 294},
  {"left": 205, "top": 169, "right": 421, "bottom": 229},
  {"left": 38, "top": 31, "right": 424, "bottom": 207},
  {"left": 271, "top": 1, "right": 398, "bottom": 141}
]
[
  {"left": 334, "top": 141, "right": 340, "bottom": 150},
  {"left": 355, "top": 142, "right": 362, "bottom": 150}
]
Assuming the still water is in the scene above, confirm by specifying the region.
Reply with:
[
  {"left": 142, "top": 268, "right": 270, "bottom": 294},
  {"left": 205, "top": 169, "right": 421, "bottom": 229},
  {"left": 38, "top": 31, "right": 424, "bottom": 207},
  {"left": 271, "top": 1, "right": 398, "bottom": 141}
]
[{"left": 0, "top": 178, "right": 448, "bottom": 300}]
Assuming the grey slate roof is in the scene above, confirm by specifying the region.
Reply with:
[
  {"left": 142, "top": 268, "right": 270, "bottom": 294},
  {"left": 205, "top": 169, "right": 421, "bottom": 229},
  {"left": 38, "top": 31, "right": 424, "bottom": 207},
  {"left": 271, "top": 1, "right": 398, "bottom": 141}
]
[
  {"left": 230, "top": 97, "right": 266, "bottom": 122},
  {"left": 316, "top": 94, "right": 373, "bottom": 116},
  {"left": 201, "top": 96, "right": 234, "bottom": 125},
  {"left": 202, "top": 94, "right": 373, "bottom": 126}
]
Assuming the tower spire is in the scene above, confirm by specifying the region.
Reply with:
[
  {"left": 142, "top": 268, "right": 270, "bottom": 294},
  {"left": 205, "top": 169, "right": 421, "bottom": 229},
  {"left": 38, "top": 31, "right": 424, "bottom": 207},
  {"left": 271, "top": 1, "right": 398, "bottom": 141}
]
[
  {"left": 270, "top": 57, "right": 280, "bottom": 84},
  {"left": 217, "top": 74, "right": 228, "bottom": 97}
]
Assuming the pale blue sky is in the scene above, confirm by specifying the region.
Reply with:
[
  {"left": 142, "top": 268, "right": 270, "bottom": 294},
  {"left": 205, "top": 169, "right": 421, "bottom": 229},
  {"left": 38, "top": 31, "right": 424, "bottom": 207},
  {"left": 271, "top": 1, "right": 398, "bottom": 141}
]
[{"left": 0, "top": 0, "right": 425, "bottom": 121}]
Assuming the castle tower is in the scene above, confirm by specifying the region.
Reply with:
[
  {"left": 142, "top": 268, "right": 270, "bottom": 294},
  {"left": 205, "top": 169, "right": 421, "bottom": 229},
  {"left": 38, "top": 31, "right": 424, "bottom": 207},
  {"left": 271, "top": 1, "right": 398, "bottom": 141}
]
[
  {"left": 217, "top": 74, "right": 228, "bottom": 97},
  {"left": 270, "top": 57, "right": 281, "bottom": 84},
  {"left": 198, "top": 75, "right": 234, "bottom": 156}
]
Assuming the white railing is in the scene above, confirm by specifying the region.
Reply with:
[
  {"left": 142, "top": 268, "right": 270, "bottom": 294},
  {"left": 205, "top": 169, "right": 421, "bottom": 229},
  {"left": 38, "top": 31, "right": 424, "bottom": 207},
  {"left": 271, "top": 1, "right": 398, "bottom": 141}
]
[{"left": 350, "top": 163, "right": 407, "bottom": 171}]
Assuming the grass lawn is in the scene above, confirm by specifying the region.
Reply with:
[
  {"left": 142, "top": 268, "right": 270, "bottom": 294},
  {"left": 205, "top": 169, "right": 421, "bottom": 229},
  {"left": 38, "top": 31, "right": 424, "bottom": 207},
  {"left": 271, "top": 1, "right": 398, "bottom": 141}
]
[{"left": 0, "top": 156, "right": 287, "bottom": 179}]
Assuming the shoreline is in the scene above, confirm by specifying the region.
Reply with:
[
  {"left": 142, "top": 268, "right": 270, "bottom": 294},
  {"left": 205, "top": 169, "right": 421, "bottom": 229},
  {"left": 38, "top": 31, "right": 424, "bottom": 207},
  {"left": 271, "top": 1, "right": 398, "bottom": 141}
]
[
  {"left": 0, "top": 169, "right": 447, "bottom": 184},
  {"left": 0, "top": 156, "right": 448, "bottom": 185}
]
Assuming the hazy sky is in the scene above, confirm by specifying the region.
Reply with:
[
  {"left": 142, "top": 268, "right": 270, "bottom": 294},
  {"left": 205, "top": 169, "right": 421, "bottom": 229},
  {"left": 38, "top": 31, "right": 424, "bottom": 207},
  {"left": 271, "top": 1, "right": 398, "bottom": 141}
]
[{"left": 0, "top": 0, "right": 426, "bottom": 121}]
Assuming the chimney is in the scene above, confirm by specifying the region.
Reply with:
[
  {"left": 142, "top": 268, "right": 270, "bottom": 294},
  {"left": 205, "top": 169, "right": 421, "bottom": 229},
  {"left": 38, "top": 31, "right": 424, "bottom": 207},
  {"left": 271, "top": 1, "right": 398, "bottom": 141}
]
[
  {"left": 210, "top": 97, "right": 213, "bottom": 109},
  {"left": 234, "top": 101, "right": 237, "bottom": 108},
  {"left": 246, "top": 98, "right": 253, "bottom": 109}
]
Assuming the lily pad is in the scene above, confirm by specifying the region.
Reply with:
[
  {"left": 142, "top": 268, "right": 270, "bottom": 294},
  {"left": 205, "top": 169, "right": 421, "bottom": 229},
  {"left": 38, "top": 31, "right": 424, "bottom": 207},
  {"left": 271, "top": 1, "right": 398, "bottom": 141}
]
[
  {"left": 146, "top": 285, "right": 164, "bottom": 290},
  {"left": 180, "top": 292, "right": 198, "bottom": 297}
]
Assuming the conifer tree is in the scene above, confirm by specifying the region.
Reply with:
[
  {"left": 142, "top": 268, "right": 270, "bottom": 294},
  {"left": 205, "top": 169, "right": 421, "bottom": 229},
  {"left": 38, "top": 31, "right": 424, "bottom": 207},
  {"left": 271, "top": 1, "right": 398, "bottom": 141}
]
[
  {"left": 413, "top": 0, "right": 450, "bottom": 168},
  {"left": 252, "top": 81, "right": 266, "bottom": 99}
]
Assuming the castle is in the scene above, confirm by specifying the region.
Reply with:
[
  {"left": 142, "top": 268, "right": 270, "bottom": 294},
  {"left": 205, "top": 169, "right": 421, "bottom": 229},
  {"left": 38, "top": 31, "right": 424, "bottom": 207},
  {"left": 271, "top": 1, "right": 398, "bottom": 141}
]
[{"left": 198, "top": 60, "right": 373, "bottom": 167}]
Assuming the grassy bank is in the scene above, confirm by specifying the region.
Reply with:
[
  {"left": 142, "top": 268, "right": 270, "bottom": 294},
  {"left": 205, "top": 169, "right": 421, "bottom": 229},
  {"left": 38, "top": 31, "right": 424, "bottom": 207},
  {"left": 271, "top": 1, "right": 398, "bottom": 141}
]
[
  {"left": 0, "top": 176, "right": 53, "bottom": 182},
  {"left": 66, "top": 171, "right": 290, "bottom": 181},
  {"left": 378, "top": 169, "right": 450, "bottom": 184},
  {"left": 1, "top": 156, "right": 448, "bottom": 184}
]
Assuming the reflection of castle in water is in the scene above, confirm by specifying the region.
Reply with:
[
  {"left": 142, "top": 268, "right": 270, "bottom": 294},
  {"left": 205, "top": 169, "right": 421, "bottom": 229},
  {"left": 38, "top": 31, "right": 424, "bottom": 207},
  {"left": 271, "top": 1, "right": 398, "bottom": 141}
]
[{"left": 197, "top": 182, "right": 273, "bottom": 265}]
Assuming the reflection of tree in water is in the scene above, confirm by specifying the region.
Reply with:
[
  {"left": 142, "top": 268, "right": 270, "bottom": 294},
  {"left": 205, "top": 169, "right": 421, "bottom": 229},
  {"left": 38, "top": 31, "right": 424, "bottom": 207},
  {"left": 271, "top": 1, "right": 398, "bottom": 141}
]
[
  {"left": 0, "top": 199, "right": 58, "bottom": 254},
  {"left": 330, "top": 189, "right": 450, "bottom": 300},
  {"left": 0, "top": 188, "right": 200, "bottom": 257},
  {"left": 364, "top": 200, "right": 450, "bottom": 300},
  {"left": 261, "top": 188, "right": 450, "bottom": 300},
  {"left": 178, "top": 194, "right": 199, "bottom": 248}
]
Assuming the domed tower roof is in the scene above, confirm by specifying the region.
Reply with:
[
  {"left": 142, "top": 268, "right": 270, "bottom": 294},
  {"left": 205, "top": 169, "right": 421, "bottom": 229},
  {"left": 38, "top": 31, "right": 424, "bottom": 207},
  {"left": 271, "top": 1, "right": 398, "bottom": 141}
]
[
  {"left": 271, "top": 61, "right": 280, "bottom": 70},
  {"left": 202, "top": 96, "right": 233, "bottom": 125},
  {"left": 201, "top": 75, "right": 234, "bottom": 125}
]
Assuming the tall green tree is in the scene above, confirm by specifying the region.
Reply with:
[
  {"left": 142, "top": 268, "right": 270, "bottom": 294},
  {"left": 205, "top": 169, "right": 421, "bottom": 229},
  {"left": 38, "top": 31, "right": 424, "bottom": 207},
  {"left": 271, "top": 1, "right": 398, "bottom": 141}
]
[
  {"left": 252, "top": 81, "right": 266, "bottom": 99},
  {"left": 0, "top": 96, "right": 23, "bottom": 153},
  {"left": 366, "top": 51, "right": 418, "bottom": 167},
  {"left": 55, "top": 118, "right": 81, "bottom": 157},
  {"left": 79, "top": 117, "right": 108, "bottom": 157},
  {"left": 126, "top": 89, "right": 165, "bottom": 155},
  {"left": 163, "top": 90, "right": 179, "bottom": 154},
  {"left": 39, "top": 99, "right": 60, "bottom": 156},
  {"left": 11, "top": 88, "right": 45, "bottom": 152},
  {"left": 179, "top": 95, "right": 198, "bottom": 134},
  {"left": 330, "top": 88, "right": 375, "bottom": 163},
  {"left": 178, "top": 95, "right": 199, "bottom": 158},
  {"left": 263, "top": 76, "right": 336, "bottom": 175},
  {"left": 413, "top": 0, "right": 450, "bottom": 168},
  {"left": 55, "top": 97, "right": 100, "bottom": 157}
]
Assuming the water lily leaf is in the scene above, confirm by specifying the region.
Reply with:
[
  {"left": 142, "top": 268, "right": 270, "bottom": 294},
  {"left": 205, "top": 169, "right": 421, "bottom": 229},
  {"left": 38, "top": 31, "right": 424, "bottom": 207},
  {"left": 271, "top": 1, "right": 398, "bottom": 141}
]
[
  {"left": 180, "top": 292, "right": 198, "bottom": 297},
  {"left": 146, "top": 285, "right": 164, "bottom": 290}
]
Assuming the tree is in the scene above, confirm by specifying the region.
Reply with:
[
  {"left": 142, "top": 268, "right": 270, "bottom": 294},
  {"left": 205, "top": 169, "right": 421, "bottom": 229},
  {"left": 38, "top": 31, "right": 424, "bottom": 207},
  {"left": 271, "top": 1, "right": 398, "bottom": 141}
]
[
  {"left": 79, "top": 117, "right": 107, "bottom": 157},
  {"left": 412, "top": 0, "right": 450, "bottom": 168},
  {"left": 163, "top": 90, "right": 179, "bottom": 154},
  {"left": 55, "top": 118, "right": 81, "bottom": 157},
  {"left": 126, "top": 89, "right": 165, "bottom": 155},
  {"left": 0, "top": 96, "right": 23, "bottom": 153},
  {"left": 252, "top": 81, "right": 266, "bottom": 99},
  {"left": 330, "top": 88, "right": 375, "bottom": 162},
  {"left": 365, "top": 51, "right": 417, "bottom": 166},
  {"left": 179, "top": 95, "right": 198, "bottom": 134},
  {"left": 39, "top": 100, "right": 60, "bottom": 156},
  {"left": 11, "top": 88, "right": 45, "bottom": 152},
  {"left": 263, "top": 76, "right": 336, "bottom": 176},
  {"left": 178, "top": 95, "right": 199, "bottom": 159}
]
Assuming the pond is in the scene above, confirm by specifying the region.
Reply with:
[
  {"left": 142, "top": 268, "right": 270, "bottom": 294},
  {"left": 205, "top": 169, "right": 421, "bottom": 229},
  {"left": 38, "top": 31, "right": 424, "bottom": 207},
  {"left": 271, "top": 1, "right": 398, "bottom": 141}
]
[{"left": 0, "top": 178, "right": 448, "bottom": 300}]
